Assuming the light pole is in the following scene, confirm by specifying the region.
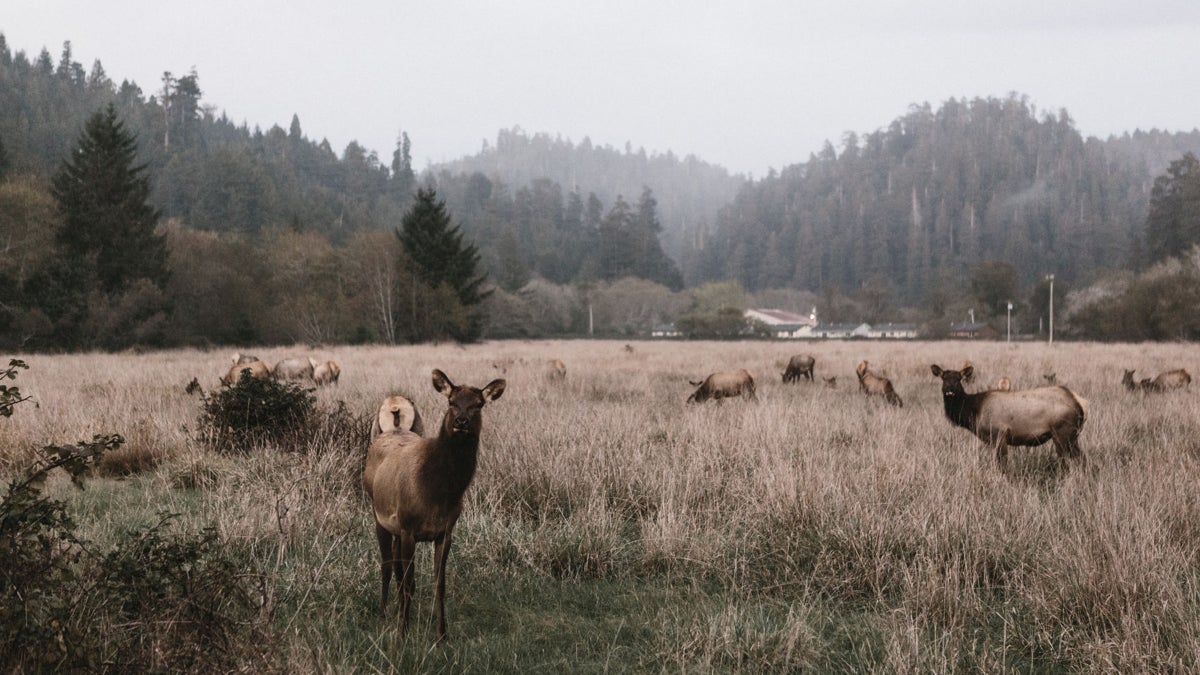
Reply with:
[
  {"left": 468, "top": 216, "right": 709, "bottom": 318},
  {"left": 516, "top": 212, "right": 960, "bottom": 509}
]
[
  {"left": 1007, "top": 301, "right": 1012, "bottom": 343},
  {"left": 1045, "top": 274, "right": 1055, "bottom": 346}
]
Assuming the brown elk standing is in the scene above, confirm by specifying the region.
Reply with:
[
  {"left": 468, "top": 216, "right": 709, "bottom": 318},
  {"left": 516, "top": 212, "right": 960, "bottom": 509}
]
[
  {"left": 855, "top": 361, "right": 903, "bottom": 407},
  {"left": 1123, "top": 368, "right": 1191, "bottom": 393},
  {"left": 686, "top": 370, "right": 757, "bottom": 404},
  {"left": 931, "top": 364, "right": 1087, "bottom": 472},
  {"left": 546, "top": 358, "right": 567, "bottom": 381},
  {"left": 363, "top": 370, "right": 505, "bottom": 641},
  {"left": 782, "top": 354, "right": 816, "bottom": 383}
]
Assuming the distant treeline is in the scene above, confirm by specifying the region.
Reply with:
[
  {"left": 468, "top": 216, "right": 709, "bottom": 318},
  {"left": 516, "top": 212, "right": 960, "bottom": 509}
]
[{"left": 3, "top": 35, "right": 1200, "bottom": 346}]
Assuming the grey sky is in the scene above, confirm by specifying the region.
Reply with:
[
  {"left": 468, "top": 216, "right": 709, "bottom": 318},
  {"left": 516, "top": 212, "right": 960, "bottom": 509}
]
[{"left": 6, "top": 1, "right": 1199, "bottom": 176}]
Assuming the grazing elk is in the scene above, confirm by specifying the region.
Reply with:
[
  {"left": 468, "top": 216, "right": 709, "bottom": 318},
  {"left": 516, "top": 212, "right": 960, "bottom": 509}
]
[
  {"left": 686, "top": 370, "right": 757, "bottom": 404},
  {"left": 310, "top": 358, "right": 341, "bottom": 386},
  {"left": 220, "top": 360, "right": 272, "bottom": 385},
  {"left": 273, "top": 356, "right": 314, "bottom": 381},
  {"left": 363, "top": 370, "right": 505, "bottom": 640},
  {"left": 782, "top": 354, "right": 816, "bottom": 383},
  {"left": 931, "top": 364, "right": 1087, "bottom": 472},
  {"left": 231, "top": 352, "right": 259, "bottom": 366},
  {"left": 855, "top": 361, "right": 903, "bottom": 407},
  {"left": 1123, "top": 368, "right": 1191, "bottom": 393}
]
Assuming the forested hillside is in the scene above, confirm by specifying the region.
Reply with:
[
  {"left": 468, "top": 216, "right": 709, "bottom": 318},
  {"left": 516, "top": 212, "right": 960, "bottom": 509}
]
[
  {"left": 689, "top": 95, "right": 1200, "bottom": 304},
  {"left": 4, "top": 35, "right": 1200, "bottom": 347},
  {"left": 432, "top": 128, "right": 745, "bottom": 259}
]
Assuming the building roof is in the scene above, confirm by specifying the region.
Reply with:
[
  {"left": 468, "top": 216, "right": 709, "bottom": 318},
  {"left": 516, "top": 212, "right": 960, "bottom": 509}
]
[
  {"left": 746, "top": 308, "right": 815, "bottom": 326},
  {"left": 949, "top": 322, "right": 993, "bottom": 332}
]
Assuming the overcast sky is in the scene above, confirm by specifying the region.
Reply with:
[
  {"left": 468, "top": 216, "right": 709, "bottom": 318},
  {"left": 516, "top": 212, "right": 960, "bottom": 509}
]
[{"left": 5, "top": 1, "right": 1200, "bottom": 176}]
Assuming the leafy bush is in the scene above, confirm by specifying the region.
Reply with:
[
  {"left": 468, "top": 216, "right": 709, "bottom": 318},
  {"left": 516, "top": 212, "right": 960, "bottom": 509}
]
[
  {"left": 0, "top": 358, "right": 29, "bottom": 417},
  {"left": 0, "top": 435, "right": 123, "bottom": 669},
  {"left": 198, "top": 369, "right": 316, "bottom": 453},
  {"left": 90, "top": 515, "right": 274, "bottom": 672},
  {"left": 0, "top": 362, "right": 277, "bottom": 672}
]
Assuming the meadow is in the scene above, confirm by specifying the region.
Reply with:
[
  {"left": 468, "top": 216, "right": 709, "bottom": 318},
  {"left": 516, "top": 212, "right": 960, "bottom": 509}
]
[{"left": 2, "top": 339, "right": 1199, "bottom": 672}]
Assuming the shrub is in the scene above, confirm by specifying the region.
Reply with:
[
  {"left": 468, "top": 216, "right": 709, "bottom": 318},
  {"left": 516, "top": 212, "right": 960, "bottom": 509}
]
[
  {"left": 0, "top": 435, "right": 123, "bottom": 669},
  {"left": 0, "top": 358, "right": 29, "bottom": 417},
  {"left": 198, "top": 370, "right": 316, "bottom": 453}
]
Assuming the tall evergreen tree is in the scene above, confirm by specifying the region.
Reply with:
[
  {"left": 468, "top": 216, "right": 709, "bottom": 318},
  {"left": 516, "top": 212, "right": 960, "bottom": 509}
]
[
  {"left": 396, "top": 187, "right": 489, "bottom": 341},
  {"left": 1144, "top": 152, "right": 1200, "bottom": 265},
  {"left": 51, "top": 103, "right": 167, "bottom": 293}
]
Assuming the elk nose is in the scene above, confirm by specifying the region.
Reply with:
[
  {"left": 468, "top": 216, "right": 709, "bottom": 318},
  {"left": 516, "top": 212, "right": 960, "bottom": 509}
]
[{"left": 454, "top": 415, "right": 470, "bottom": 429}]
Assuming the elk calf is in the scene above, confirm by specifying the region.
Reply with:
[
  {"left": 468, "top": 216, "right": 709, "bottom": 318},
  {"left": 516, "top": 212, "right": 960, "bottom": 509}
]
[
  {"left": 855, "top": 361, "right": 902, "bottom": 407},
  {"left": 932, "top": 364, "right": 1087, "bottom": 472},
  {"left": 363, "top": 370, "right": 505, "bottom": 641}
]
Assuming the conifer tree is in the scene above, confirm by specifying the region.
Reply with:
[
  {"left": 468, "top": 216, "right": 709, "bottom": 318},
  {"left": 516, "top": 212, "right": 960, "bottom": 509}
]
[
  {"left": 1144, "top": 152, "right": 1200, "bottom": 265},
  {"left": 51, "top": 103, "right": 167, "bottom": 293},
  {"left": 396, "top": 187, "right": 489, "bottom": 341}
]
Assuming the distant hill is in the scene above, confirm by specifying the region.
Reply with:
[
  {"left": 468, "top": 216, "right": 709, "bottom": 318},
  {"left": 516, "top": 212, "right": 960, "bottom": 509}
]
[
  {"left": 688, "top": 95, "right": 1200, "bottom": 302},
  {"left": 428, "top": 128, "right": 745, "bottom": 258}
]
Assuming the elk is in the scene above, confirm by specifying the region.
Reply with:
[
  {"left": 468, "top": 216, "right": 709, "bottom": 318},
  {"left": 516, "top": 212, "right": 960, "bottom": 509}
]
[
  {"left": 310, "top": 358, "right": 341, "bottom": 386},
  {"left": 995, "top": 376, "right": 1012, "bottom": 391},
  {"left": 363, "top": 370, "right": 505, "bottom": 640},
  {"left": 855, "top": 361, "right": 903, "bottom": 407},
  {"left": 370, "top": 394, "right": 425, "bottom": 440},
  {"left": 1124, "top": 368, "right": 1191, "bottom": 393},
  {"left": 220, "top": 360, "right": 272, "bottom": 385},
  {"left": 231, "top": 352, "right": 259, "bottom": 366},
  {"left": 823, "top": 376, "right": 838, "bottom": 388},
  {"left": 931, "top": 364, "right": 1087, "bottom": 472},
  {"left": 782, "top": 354, "right": 816, "bottom": 383},
  {"left": 273, "top": 356, "right": 314, "bottom": 381},
  {"left": 546, "top": 358, "right": 567, "bottom": 381},
  {"left": 686, "top": 369, "right": 757, "bottom": 404}
]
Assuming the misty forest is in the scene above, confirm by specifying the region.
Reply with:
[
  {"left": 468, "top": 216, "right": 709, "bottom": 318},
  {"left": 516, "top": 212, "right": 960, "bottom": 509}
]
[{"left": 3, "top": 37, "right": 1200, "bottom": 350}]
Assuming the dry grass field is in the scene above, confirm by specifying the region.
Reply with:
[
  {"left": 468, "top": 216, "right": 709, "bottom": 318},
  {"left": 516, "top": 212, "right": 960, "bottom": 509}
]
[{"left": 3, "top": 339, "right": 1200, "bottom": 672}]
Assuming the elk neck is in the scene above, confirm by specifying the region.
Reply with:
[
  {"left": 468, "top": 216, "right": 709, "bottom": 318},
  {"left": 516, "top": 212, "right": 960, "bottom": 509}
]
[{"left": 942, "top": 388, "right": 980, "bottom": 431}]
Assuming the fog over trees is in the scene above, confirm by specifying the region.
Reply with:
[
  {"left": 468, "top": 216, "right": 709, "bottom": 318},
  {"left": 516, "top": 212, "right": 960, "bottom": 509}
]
[{"left": 2, "top": 35, "right": 1200, "bottom": 348}]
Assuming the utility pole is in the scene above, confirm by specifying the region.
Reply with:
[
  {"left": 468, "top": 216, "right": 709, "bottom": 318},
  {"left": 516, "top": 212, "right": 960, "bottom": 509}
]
[
  {"left": 1007, "top": 301, "right": 1012, "bottom": 343},
  {"left": 1045, "top": 274, "right": 1055, "bottom": 346}
]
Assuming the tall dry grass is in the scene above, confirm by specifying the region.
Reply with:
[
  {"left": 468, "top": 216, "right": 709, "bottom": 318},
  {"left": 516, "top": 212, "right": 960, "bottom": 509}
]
[{"left": 2, "top": 340, "right": 1199, "bottom": 671}]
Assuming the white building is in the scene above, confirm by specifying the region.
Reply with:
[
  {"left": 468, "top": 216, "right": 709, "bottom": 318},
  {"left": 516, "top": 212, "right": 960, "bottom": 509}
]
[{"left": 744, "top": 308, "right": 818, "bottom": 339}]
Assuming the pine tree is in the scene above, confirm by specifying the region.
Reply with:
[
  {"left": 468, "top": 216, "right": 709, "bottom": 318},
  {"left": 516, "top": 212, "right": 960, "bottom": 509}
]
[
  {"left": 396, "top": 187, "right": 489, "bottom": 341},
  {"left": 51, "top": 103, "right": 167, "bottom": 293},
  {"left": 1144, "top": 152, "right": 1200, "bottom": 265}
]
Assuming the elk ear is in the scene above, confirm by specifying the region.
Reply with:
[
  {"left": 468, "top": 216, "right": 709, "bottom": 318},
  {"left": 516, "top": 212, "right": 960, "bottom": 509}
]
[
  {"left": 930, "top": 365, "right": 943, "bottom": 377},
  {"left": 432, "top": 369, "right": 455, "bottom": 397},
  {"left": 482, "top": 379, "right": 506, "bottom": 402},
  {"left": 961, "top": 365, "right": 974, "bottom": 381}
]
